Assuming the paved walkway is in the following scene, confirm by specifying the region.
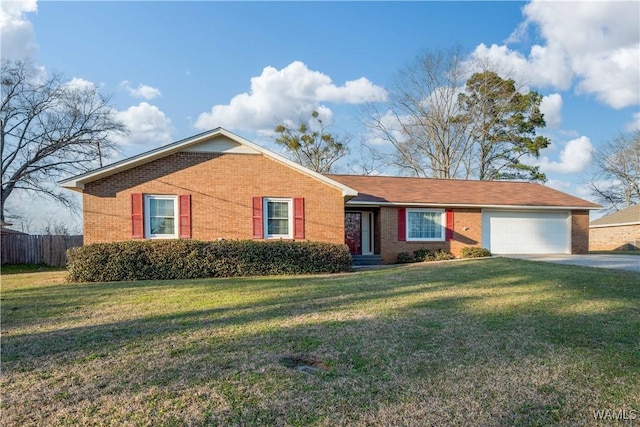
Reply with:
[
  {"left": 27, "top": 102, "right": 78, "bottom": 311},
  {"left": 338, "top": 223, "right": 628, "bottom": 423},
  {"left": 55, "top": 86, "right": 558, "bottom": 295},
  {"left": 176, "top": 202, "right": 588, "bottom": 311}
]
[{"left": 503, "top": 254, "right": 640, "bottom": 273}]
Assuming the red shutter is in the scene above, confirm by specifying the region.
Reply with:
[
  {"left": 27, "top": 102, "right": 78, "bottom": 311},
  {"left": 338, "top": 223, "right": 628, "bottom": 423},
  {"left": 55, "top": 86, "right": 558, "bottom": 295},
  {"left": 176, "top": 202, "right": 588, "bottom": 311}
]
[
  {"left": 131, "top": 193, "right": 144, "bottom": 239},
  {"left": 179, "top": 194, "right": 191, "bottom": 239},
  {"left": 293, "top": 197, "right": 304, "bottom": 240},
  {"left": 398, "top": 208, "right": 406, "bottom": 241},
  {"left": 445, "top": 209, "right": 454, "bottom": 241},
  {"left": 252, "top": 197, "right": 263, "bottom": 239}
]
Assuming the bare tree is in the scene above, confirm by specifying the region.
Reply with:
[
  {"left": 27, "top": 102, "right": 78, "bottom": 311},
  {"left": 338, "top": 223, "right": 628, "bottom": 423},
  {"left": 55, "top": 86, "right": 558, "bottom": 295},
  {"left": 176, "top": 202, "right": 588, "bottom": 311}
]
[
  {"left": 274, "top": 111, "right": 350, "bottom": 173},
  {"left": 347, "top": 140, "right": 386, "bottom": 176},
  {"left": 587, "top": 130, "right": 640, "bottom": 211},
  {"left": 1, "top": 59, "right": 126, "bottom": 222},
  {"left": 363, "top": 47, "right": 475, "bottom": 178}
]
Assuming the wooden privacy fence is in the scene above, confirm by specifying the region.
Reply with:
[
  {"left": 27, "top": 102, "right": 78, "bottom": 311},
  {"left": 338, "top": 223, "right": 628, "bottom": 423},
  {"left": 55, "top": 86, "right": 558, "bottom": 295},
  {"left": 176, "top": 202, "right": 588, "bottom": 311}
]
[{"left": 1, "top": 235, "right": 83, "bottom": 266}]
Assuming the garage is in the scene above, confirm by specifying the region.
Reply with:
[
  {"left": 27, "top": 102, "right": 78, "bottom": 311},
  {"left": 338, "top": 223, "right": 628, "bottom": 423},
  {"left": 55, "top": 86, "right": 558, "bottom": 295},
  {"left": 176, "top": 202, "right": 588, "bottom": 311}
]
[{"left": 482, "top": 210, "right": 571, "bottom": 254}]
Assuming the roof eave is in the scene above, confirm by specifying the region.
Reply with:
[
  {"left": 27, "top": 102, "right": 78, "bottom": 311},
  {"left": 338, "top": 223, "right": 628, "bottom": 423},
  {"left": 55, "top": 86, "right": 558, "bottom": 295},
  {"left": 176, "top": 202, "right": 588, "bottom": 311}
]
[
  {"left": 345, "top": 200, "right": 601, "bottom": 210},
  {"left": 590, "top": 221, "right": 640, "bottom": 228}
]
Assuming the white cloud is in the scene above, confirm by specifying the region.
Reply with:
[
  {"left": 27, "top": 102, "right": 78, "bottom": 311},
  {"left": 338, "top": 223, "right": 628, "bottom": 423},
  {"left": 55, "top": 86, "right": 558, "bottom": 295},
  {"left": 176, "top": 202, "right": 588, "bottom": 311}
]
[
  {"left": 114, "top": 102, "right": 173, "bottom": 147},
  {"left": 470, "top": 43, "right": 573, "bottom": 90},
  {"left": 0, "top": 0, "right": 38, "bottom": 59},
  {"left": 538, "top": 136, "right": 595, "bottom": 174},
  {"left": 471, "top": 0, "right": 640, "bottom": 109},
  {"left": 545, "top": 179, "right": 571, "bottom": 192},
  {"left": 194, "top": 61, "right": 387, "bottom": 132},
  {"left": 119, "top": 81, "right": 162, "bottom": 100},
  {"left": 626, "top": 112, "right": 640, "bottom": 132},
  {"left": 65, "top": 77, "right": 96, "bottom": 91},
  {"left": 539, "top": 93, "right": 562, "bottom": 128}
]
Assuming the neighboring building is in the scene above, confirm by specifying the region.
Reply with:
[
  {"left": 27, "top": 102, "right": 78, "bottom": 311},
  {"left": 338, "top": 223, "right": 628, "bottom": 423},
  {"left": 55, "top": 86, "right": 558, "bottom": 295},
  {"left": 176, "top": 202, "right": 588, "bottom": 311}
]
[
  {"left": 0, "top": 227, "right": 27, "bottom": 235},
  {"left": 60, "top": 128, "right": 601, "bottom": 263},
  {"left": 589, "top": 204, "right": 640, "bottom": 251}
]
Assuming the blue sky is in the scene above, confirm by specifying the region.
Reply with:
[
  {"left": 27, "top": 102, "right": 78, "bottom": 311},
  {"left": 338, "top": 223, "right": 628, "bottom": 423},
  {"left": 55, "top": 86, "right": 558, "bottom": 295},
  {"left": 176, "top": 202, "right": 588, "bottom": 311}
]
[{"left": 2, "top": 0, "right": 639, "bottom": 232}]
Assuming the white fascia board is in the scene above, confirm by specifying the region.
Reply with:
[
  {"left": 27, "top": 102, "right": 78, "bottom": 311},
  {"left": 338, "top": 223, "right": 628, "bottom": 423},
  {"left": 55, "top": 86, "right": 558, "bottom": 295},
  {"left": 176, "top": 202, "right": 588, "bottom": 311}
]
[
  {"left": 346, "top": 201, "right": 599, "bottom": 210},
  {"left": 590, "top": 221, "right": 640, "bottom": 229},
  {"left": 59, "top": 128, "right": 358, "bottom": 198}
]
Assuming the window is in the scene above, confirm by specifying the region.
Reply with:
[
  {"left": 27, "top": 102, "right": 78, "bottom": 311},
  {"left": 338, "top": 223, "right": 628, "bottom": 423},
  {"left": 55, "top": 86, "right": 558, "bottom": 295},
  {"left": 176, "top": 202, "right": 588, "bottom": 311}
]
[
  {"left": 145, "top": 195, "right": 178, "bottom": 238},
  {"left": 406, "top": 209, "right": 445, "bottom": 241},
  {"left": 264, "top": 198, "right": 293, "bottom": 238}
]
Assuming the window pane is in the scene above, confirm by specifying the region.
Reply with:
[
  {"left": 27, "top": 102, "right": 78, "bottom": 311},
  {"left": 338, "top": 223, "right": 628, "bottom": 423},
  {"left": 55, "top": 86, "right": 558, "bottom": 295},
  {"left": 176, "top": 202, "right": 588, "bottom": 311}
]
[
  {"left": 268, "top": 201, "right": 288, "bottom": 218},
  {"left": 266, "top": 200, "right": 290, "bottom": 236},
  {"left": 148, "top": 197, "right": 176, "bottom": 236},
  {"left": 150, "top": 217, "right": 175, "bottom": 235},
  {"left": 268, "top": 218, "right": 289, "bottom": 235},
  {"left": 408, "top": 211, "right": 442, "bottom": 239},
  {"left": 150, "top": 199, "right": 174, "bottom": 217}
]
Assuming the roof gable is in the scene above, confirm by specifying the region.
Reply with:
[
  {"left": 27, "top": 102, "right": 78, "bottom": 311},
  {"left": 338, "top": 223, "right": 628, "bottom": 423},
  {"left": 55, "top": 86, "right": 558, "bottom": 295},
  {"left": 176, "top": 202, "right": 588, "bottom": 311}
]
[
  {"left": 59, "top": 128, "right": 357, "bottom": 197},
  {"left": 325, "top": 174, "right": 601, "bottom": 209},
  {"left": 590, "top": 204, "right": 640, "bottom": 227}
]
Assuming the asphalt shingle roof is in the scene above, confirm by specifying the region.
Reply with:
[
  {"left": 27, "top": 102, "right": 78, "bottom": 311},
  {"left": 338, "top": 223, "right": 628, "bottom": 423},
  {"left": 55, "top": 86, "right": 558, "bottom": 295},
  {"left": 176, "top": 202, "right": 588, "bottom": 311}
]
[
  {"left": 325, "top": 174, "right": 601, "bottom": 208},
  {"left": 590, "top": 204, "right": 640, "bottom": 226}
]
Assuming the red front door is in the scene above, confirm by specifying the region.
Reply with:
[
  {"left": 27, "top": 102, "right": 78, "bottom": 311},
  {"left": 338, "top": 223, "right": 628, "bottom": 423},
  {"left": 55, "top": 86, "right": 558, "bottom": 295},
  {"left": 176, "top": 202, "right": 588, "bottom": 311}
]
[{"left": 345, "top": 212, "right": 362, "bottom": 255}]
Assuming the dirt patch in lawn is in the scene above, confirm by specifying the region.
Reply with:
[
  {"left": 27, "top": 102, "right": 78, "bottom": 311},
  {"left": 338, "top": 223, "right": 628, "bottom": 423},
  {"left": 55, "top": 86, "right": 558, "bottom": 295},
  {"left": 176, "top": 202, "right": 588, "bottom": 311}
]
[{"left": 278, "top": 354, "right": 330, "bottom": 374}]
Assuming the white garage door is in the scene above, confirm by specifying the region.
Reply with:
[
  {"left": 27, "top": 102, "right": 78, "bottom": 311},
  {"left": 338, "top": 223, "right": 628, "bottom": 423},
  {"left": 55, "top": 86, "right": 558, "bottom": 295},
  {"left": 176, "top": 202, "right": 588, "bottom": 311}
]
[{"left": 482, "top": 211, "right": 570, "bottom": 254}]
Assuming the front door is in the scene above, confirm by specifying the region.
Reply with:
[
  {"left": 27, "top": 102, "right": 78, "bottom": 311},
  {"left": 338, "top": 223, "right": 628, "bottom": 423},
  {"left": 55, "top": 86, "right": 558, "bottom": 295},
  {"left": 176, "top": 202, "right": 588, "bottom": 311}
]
[{"left": 345, "top": 211, "right": 374, "bottom": 255}]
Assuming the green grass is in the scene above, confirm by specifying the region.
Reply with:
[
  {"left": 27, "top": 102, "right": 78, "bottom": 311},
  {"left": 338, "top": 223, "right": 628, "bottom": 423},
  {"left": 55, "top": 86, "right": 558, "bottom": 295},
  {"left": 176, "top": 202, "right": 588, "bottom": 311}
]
[
  {"left": 2, "top": 258, "right": 639, "bottom": 426},
  {"left": 1, "top": 264, "right": 66, "bottom": 274}
]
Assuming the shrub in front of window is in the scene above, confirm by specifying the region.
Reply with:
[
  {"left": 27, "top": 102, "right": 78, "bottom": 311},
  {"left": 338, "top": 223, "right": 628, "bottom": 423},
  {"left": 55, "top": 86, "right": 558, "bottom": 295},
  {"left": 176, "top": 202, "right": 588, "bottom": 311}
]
[
  {"left": 396, "top": 252, "right": 415, "bottom": 264},
  {"left": 413, "top": 248, "right": 433, "bottom": 262},
  {"left": 460, "top": 247, "right": 492, "bottom": 258},
  {"left": 433, "top": 249, "right": 455, "bottom": 261},
  {"left": 66, "top": 240, "right": 352, "bottom": 282}
]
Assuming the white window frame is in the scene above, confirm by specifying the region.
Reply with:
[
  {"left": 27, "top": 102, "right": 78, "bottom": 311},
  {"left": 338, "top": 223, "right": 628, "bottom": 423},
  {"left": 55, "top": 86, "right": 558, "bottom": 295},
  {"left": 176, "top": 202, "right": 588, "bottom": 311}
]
[
  {"left": 406, "top": 208, "right": 445, "bottom": 242},
  {"left": 263, "top": 197, "right": 293, "bottom": 239},
  {"left": 144, "top": 195, "right": 178, "bottom": 239}
]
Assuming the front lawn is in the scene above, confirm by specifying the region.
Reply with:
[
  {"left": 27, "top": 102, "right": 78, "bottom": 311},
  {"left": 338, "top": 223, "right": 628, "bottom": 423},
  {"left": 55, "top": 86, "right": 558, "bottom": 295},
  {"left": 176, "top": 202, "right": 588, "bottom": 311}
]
[{"left": 2, "top": 258, "right": 638, "bottom": 426}]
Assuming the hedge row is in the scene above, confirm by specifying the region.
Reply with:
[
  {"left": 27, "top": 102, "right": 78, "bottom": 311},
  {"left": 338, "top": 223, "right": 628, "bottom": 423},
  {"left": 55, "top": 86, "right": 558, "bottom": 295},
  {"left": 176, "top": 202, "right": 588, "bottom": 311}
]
[
  {"left": 396, "top": 247, "right": 492, "bottom": 264},
  {"left": 396, "top": 249, "right": 455, "bottom": 264},
  {"left": 460, "top": 247, "right": 492, "bottom": 258},
  {"left": 67, "top": 240, "right": 352, "bottom": 282}
]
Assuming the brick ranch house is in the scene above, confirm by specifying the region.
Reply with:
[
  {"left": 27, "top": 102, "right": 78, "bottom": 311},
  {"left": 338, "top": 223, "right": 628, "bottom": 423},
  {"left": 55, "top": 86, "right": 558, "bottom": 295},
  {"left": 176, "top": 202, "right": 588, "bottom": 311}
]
[
  {"left": 589, "top": 204, "right": 640, "bottom": 251},
  {"left": 60, "top": 128, "right": 601, "bottom": 263}
]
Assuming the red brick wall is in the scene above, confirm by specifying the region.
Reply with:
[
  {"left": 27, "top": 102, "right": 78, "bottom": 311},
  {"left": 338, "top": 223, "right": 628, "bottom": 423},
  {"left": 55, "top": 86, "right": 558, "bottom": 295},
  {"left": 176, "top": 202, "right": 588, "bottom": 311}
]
[
  {"left": 590, "top": 224, "right": 640, "bottom": 250},
  {"left": 379, "top": 207, "right": 483, "bottom": 263},
  {"left": 83, "top": 152, "right": 345, "bottom": 245},
  {"left": 571, "top": 210, "right": 590, "bottom": 254}
]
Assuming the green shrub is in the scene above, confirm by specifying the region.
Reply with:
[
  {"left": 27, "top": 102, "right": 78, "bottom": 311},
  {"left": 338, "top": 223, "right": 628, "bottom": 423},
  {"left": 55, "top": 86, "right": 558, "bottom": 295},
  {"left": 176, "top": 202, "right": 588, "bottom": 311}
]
[
  {"left": 413, "top": 248, "right": 433, "bottom": 262},
  {"left": 396, "top": 252, "right": 415, "bottom": 264},
  {"left": 67, "top": 240, "right": 352, "bottom": 282},
  {"left": 433, "top": 250, "right": 455, "bottom": 261},
  {"left": 460, "top": 247, "right": 492, "bottom": 258}
]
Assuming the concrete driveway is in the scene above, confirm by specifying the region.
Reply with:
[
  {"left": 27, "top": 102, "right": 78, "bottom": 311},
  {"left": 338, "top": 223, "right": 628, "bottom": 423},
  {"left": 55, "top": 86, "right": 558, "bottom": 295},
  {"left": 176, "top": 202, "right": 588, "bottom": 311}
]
[{"left": 503, "top": 254, "right": 640, "bottom": 273}]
